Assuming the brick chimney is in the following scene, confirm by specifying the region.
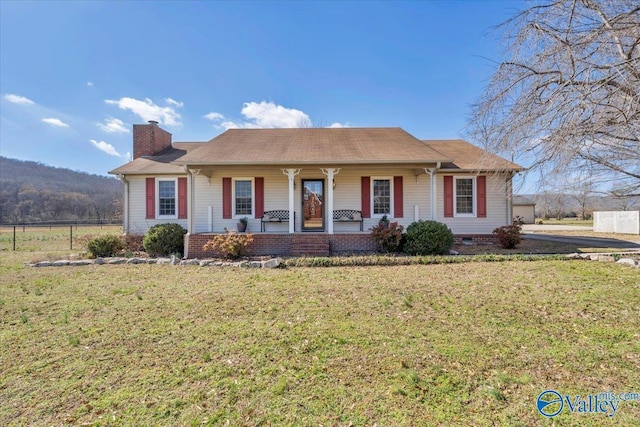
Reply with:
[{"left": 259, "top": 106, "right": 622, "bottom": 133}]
[{"left": 132, "top": 121, "right": 172, "bottom": 159}]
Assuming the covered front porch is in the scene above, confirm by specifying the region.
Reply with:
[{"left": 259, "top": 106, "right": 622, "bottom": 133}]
[{"left": 185, "top": 164, "right": 440, "bottom": 235}]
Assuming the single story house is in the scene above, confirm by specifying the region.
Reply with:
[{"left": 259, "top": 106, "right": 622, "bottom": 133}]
[
  {"left": 109, "top": 121, "right": 523, "bottom": 257},
  {"left": 512, "top": 195, "right": 536, "bottom": 224}
]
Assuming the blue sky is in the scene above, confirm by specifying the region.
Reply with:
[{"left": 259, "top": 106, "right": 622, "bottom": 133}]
[{"left": 1, "top": 0, "right": 526, "bottom": 179}]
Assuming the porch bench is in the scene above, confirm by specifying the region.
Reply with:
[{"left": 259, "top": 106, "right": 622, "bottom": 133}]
[
  {"left": 261, "top": 210, "right": 294, "bottom": 232},
  {"left": 333, "top": 209, "right": 364, "bottom": 231}
]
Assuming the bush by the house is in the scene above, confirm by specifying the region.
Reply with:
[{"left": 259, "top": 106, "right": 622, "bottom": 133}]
[
  {"left": 203, "top": 232, "right": 254, "bottom": 259},
  {"left": 403, "top": 220, "right": 454, "bottom": 255},
  {"left": 87, "top": 235, "right": 124, "bottom": 258},
  {"left": 143, "top": 223, "right": 187, "bottom": 257},
  {"left": 493, "top": 225, "right": 522, "bottom": 249},
  {"left": 370, "top": 221, "right": 404, "bottom": 253},
  {"left": 122, "top": 233, "right": 145, "bottom": 252}
]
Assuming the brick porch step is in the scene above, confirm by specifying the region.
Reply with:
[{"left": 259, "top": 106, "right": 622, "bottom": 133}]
[{"left": 291, "top": 234, "right": 330, "bottom": 256}]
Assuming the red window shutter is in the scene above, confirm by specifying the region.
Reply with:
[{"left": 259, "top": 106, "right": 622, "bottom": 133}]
[
  {"left": 393, "top": 176, "right": 403, "bottom": 218},
  {"left": 255, "top": 177, "right": 264, "bottom": 218},
  {"left": 361, "top": 177, "right": 371, "bottom": 218},
  {"left": 477, "top": 175, "right": 487, "bottom": 218},
  {"left": 222, "top": 177, "right": 232, "bottom": 219},
  {"left": 145, "top": 177, "right": 155, "bottom": 219},
  {"left": 177, "top": 177, "right": 187, "bottom": 219},
  {"left": 444, "top": 175, "right": 453, "bottom": 218}
]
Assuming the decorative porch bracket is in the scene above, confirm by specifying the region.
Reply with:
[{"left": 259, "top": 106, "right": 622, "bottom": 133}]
[
  {"left": 282, "top": 169, "right": 301, "bottom": 233},
  {"left": 321, "top": 168, "right": 341, "bottom": 234}
]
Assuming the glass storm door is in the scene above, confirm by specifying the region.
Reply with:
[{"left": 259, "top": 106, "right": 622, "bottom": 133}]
[{"left": 302, "top": 179, "right": 324, "bottom": 231}]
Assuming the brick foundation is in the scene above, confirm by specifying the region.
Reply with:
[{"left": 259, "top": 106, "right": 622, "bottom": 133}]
[{"left": 186, "top": 232, "right": 497, "bottom": 258}]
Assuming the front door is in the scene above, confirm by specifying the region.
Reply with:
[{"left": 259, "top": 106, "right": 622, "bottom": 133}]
[{"left": 302, "top": 179, "right": 324, "bottom": 231}]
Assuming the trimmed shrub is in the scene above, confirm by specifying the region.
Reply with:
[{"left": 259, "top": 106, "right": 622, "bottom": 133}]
[
  {"left": 143, "top": 223, "right": 187, "bottom": 257},
  {"left": 403, "top": 220, "right": 454, "bottom": 255},
  {"left": 370, "top": 221, "right": 404, "bottom": 253},
  {"left": 87, "top": 235, "right": 124, "bottom": 258},
  {"left": 493, "top": 225, "right": 522, "bottom": 249},
  {"left": 203, "top": 232, "right": 254, "bottom": 259}
]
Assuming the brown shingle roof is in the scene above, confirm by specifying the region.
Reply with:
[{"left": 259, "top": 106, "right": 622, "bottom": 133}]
[
  {"left": 174, "top": 128, "right": 453, "bottom": 166},
  {"left": 421, "top": 140, "right": 524, "bottom": 172},
  {"left": 108, "top": 143, "right": 204, "bottom": 175}
]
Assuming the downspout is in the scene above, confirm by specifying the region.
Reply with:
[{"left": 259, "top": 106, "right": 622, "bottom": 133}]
[{"left": 117, "top": 174, "right": 129, "bottom": 234}]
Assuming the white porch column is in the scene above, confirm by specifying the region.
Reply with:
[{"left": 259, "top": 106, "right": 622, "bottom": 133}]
[
  {"left": 321, "top": 168, "right": 341, "bottom": 234},
  {"left": 282, "top": 169, "right": 301, "bottom": 233},
  {"left": 425, "top": 165, "right": 439, "bottom": 220},
  {"left": 188, "top": 169, "right": 200, "bottom": 234}
]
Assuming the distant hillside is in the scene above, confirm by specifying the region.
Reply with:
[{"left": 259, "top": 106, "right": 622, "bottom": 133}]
[{"left": 0, "top": 157, "right": 122, "bottom": 223}]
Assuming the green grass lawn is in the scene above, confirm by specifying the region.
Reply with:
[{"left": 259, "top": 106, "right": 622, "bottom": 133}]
[{"left": 1, "top": 246, "right": 639, "bottom": 425}]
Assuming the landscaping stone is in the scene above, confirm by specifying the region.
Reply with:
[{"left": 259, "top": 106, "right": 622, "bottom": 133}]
[
  {"left": 52, "top": 260, "right": 70, "bottom": 266},
  {"left": 262, "top": 258, "right": 282, "bottom": 268},
  {"left": 170, "top": 255, "right": 180, "bottom": 265},
  {"left": 449, "top": 250, "right": 460, "bottom": 256},
  {"left": 108, "top": 258, "right": 126, "bottom": 265},
  {"left": 249, "top": 261, "right": 262, "bottom": 268},
  {"left": 616, "top": 258, "right": 638, "bottom": 267},
  {"left": 69, "top": 260, "right": 93, "bottom": 266},
  {"left": 598, "top": 255, "right": 616, "bottom": 262},
  {"left": 157, "top": 258, "right": 171, "bottom": 264},
  {"left": 35, "top": 261, "right": 52, "bottom": 267},
  {"left": 126, "top": 258, "right": 146, "bottom": 264},
  {"left": 95, "top": 258, "right": 105, "bottom": 265}
]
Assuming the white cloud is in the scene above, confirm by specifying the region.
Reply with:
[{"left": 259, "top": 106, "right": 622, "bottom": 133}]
[
  {"left": 205, "top": 101, "right": 312, "bottom": 129},
  {"left": 165, "top": 97, "right": 184, "bottom": 108},
  {"left": 86, "top": 82, "right": 94, "bottom": 87},
  {"left": 42, "top": 118, "right": 70, "bottom": 128},
  {"left": 204, "top": 112, "right": 225, "bottom": 121},
  {"left": 105, "top": 97, "right": 181, "bottom": 127},
  {"left": 329, "top": 122, "right": 349, "bottom": 128},
  {"left": 97, "top": 117, "right": 129, "bottom": 133},
  {"left": 241, "top": 101, "right": 311, "bottom": 128},
  {"left": 90, "top": 139, "right": 122, "bottom": 157},
  {"left": 5, "top": 94, "right": 35, "bottom": 105}
]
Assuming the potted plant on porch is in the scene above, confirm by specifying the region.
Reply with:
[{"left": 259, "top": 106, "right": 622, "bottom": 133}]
[
  {"left": 237, "top": 217, "right": 248, "bottom": 232},
  {"left": 378, "top": 214, "right": 390, "bottom": 228}
]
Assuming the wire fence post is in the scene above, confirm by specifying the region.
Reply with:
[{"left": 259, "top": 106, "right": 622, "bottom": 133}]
[
  {"left": 13, "top": 226, "right": 16, "bottom": 251},
  {"left": 70, "top": 225, "right": 73, "bottom": 250}
]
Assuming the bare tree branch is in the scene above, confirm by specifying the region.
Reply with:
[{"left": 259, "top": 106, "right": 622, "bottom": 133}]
[{"left": 469, "top": 0, "right": 640, "bottom": 196}]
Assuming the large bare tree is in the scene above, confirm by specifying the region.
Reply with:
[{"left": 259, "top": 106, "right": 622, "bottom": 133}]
[{"left": 469, "top": 0, "right": 640, "bottom": 196}]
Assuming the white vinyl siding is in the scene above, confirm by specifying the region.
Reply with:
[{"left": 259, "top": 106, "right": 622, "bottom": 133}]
[
  {"left": 125, "top": 176, "right": 188, "bottom": 234},
  {"left": 436, "top": 173, "right": 509, "bottom": 234}
]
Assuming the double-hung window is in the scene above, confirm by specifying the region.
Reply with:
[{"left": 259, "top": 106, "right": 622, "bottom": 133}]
[
  {"left": 455, "top": 177, "right": 475, "bottom": 216},
  {"left": 158, "top": 179, "right": 177, "bottom": 218},
  {"left": 372, "top": 178, "right": 392, "bottom": 217},
  {"left": 234, "top": 179, "right": 253, "bottom": 217}
]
